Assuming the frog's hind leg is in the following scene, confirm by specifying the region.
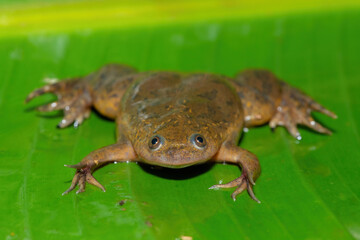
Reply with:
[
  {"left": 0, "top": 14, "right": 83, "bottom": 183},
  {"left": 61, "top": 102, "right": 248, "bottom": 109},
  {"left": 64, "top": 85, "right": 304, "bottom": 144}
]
[
  {"left": 270, "top": 82, "right": 337, "bottom": 139},
  {"left": 232, "top": 69, "right": 337, "bottom": 139},
  {"left": 26, "top": 78, "right": 92, "bottom": 128},
  {"left": 26, "top": 64, "right": 138, "bottom": 127}
]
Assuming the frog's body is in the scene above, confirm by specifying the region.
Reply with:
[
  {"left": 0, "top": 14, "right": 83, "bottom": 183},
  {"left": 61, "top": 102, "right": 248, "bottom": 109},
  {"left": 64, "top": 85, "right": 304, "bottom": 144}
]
[{"left": 26, "top": 64, "right": 336, "bottom": 202}]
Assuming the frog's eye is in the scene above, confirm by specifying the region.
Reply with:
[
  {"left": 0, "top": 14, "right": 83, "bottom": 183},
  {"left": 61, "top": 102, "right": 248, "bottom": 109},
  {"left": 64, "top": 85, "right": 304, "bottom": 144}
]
[
  {"left": 149, "top": 135, "right": 163, "bottom": 150},
  {"left": 191, "top": 134, "right": 206, "bottom": 149}
]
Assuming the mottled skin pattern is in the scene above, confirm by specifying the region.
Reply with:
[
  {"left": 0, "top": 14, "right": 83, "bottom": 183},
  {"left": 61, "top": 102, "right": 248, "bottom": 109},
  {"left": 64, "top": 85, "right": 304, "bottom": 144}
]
[{"left": 26, "top": 64, "right": 337, "bottom": 202}]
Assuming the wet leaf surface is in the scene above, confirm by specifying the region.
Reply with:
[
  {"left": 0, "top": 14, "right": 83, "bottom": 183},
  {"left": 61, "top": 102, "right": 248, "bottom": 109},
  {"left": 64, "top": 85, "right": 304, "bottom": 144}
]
[{"left": 0, "top": 2, "right": 359, "bottom": 239}]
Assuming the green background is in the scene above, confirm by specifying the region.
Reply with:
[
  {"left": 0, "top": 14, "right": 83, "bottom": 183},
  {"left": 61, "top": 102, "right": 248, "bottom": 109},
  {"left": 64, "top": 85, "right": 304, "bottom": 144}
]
[{"left": 0, "top": 0, "right": 359, "bottom": 239}]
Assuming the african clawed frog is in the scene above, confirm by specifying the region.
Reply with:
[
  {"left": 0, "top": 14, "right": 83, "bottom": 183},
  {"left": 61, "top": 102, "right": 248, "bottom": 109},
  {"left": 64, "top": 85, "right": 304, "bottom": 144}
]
[{"left": 26, "top": 64, "right": 337, "bottom": 202}]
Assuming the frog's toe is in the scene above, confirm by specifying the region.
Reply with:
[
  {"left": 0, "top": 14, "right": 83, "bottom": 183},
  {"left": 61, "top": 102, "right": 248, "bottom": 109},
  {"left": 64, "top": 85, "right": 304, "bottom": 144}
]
[
  {"left": 57, "top": 103, "right": 91, "bottom": 128},
  {"left": 62, "top": 171, "right": 81, "bottom": 195},
  {"left": 299, "top": 115, "right": 332, "bottom": 135},
  {"left": 209, "top": 173, "right": 260, "bottom": 203},
  {"left": 308, "top": 99, "right": 337, "bottom": 119},
  {"left": 25, "top": 82, "right": 62, "bottom": 102},
  {"left": 36, "top": 93, "right": 78, "bottom": 112},
  {"left": 269, "top": 110, "right": 301, "bottom": 139},
  {"left": 74, "top": 108, "right": 91, "bottom": 128},
  {"left": 270, "top": 106, "right": 334, "bottom": 139},
  {"left": 62, "top": 166, "right": 106, "bottom": 195},
  {"left": 26, "top": 78, "right": 92, "bottom": 128},
  {"left": 270, "top": 84, "right": 336, "bottom": 139},
  {"left": 36, "top": 101, "right": 62, "bottom": 112}
]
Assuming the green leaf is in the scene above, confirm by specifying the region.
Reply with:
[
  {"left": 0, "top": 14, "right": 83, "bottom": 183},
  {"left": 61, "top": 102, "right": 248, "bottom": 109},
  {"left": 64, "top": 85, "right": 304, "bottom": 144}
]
[{"left": 0, "top": 1, "right": 359, "bottom": 239}]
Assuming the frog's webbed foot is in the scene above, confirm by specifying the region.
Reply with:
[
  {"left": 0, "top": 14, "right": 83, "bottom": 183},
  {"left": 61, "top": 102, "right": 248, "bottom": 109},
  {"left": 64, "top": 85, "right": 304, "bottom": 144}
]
[
  {"left": 209, "top": 172, "right": 260, "bottom": 203},
  {"left": 25, "top": 79, "right": 92, "bottom": 128},
  {"left": 269, "top": 83, "right": 337, "bottom": 139},
  {"left": 62, "top": 164, "right": 106, "bottom": 195}
]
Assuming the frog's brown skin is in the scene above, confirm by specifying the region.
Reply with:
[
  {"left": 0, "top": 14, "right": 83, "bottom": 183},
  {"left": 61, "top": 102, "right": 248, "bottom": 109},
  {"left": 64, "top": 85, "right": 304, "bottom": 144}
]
[{"left": 26, "top": 64, "right": 337, "bottom": 203}]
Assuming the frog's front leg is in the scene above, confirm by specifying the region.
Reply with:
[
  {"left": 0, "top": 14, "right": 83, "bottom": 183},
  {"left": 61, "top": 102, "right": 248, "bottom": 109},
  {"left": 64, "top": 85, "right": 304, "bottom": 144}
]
[
  {"left": 209, "top": 144, "right": 261, "bottom": 203},
  {"left": 62, "top": 142, "right": 137, "bottom": 195}
]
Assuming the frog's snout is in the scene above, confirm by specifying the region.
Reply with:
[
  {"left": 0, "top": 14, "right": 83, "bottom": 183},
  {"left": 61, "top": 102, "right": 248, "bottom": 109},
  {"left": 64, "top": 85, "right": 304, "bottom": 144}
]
[
  {"left": 138, "top": 132, "right": 217, "bottom": 168},
  {"left": 159, "top": 143, "right": 209, "bottom": 168}
]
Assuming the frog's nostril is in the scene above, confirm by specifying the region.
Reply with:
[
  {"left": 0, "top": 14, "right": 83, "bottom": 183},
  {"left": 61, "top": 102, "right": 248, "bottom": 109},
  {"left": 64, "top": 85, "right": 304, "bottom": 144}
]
[
  {"left": 149, "top": 135, "right": 164, "bottom": 150},
  {"left": 191, "top": 134, "right": 206, "bottom": 149}
]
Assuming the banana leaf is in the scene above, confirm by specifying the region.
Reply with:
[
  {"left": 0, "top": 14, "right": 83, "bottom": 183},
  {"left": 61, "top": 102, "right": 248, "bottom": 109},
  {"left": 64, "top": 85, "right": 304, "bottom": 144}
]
[{"left": 0, "top": 1, "right": 359, "bottom": 239}]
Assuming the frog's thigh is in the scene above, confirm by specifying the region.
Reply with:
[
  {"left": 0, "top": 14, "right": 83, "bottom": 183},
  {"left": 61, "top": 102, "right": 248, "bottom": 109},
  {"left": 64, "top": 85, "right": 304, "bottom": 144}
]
[
  {"left": 240, "top": 87, "right": 277, "bottom": 127},
  {"left": 93, "top": 75, "right": 137, "bottom": 119},
  {"left": 232, "top": 69, "right": 282, "bottom": 127}
]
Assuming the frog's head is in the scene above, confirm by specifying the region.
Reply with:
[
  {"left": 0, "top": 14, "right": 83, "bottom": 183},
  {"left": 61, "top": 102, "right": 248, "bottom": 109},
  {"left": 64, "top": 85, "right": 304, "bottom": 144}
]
[{"left": 133, "top": 116, "right": 223, "bottom": 168}]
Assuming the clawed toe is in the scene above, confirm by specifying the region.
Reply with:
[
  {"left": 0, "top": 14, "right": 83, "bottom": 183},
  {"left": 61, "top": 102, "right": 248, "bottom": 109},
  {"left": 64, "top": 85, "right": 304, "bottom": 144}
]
[
  {"left": 64, "top": 163, "right": 87, "bottom": 169},
  {"left": 25, "top": 83, "right": 61, "bottom": 103},
  {"left": 300, "top": 116, "right": 332, "bottom": 135},
  {"left": 62, "top": 166, "right": 106, "bottom": 195},
  {"left": 308, "top": 100, "right": 337, "bottom": 119},
  {"left": 62, "top": 171, "right": 81, "bottom": 195},
  {"left": 210, "top": 174, "right": 260, "bottom": 203}
]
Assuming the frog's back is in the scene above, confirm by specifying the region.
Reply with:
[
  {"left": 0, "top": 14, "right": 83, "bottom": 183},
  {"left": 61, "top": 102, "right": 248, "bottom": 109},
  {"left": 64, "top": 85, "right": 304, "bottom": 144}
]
[{"left": 120, "top": 72, "right": 244, "bottom": 148}]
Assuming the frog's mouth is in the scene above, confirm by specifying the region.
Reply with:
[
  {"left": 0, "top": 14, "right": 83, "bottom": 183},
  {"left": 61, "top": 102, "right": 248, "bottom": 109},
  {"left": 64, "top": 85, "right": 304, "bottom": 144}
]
[
  {"left": 138, "top": 150, "right": 215, "bottom": 169},
  {"left": 144, "top": 158, "right": 210, "bottom": 169}
]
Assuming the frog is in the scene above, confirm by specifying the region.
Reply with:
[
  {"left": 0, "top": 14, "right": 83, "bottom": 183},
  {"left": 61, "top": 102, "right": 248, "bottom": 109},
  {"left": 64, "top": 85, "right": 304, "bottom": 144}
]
[{"left": 26, "top": 64, "right": 337, "bottom": 203}]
